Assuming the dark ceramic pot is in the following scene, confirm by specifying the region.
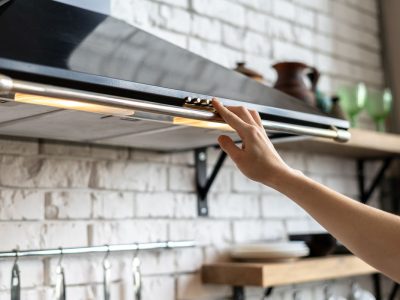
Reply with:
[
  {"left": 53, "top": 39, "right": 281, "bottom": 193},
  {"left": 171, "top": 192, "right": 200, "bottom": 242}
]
[{"left": 273, "top": 61, "right": 320, "bottom": 107}]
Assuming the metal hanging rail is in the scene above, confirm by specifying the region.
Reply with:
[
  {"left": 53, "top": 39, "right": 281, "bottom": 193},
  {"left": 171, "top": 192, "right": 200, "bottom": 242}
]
[
  {"left": 0, "top": 74, "right": 350, "bottom": 142},
  {"left": 0, "top": 240, "right": 196, "bottom": 259}
]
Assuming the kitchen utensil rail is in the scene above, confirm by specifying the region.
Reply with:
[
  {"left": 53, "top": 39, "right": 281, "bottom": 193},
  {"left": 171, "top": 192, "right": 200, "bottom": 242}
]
[
  {"left": 0, "top": 240, "right": 196, "bottom": 259},
  {"left": 0, "top": 74, "right": 350, "bottom": 142}
]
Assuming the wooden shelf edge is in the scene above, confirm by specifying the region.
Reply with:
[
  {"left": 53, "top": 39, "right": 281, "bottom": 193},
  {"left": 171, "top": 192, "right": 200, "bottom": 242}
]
[
  {"left": 202, "top": 255, "right": 377, "bottom": 288},
  {"left": 274, "top": 128, "right": 400, "bottom": 158}
]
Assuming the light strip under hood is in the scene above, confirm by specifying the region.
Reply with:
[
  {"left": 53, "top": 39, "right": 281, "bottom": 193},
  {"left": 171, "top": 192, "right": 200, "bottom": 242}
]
[{"left": 0, "top": 74, "right": 351, "bottom": 142}]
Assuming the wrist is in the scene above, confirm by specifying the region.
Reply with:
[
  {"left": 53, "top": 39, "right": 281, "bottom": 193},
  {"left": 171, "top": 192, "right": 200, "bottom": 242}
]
[{"left": 264, "top": 166, "right": 304, "bottom": 192}]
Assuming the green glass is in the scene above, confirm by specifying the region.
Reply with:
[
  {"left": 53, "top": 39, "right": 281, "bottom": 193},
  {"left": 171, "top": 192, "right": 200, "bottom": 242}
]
[
  {"left": 365, "top": 88, "right": 392, "bottom": 132},
  {"left": 337, "top": 83, "right": 367, "bottom": 127}
]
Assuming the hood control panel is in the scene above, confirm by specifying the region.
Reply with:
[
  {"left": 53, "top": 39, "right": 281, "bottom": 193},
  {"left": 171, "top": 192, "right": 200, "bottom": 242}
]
[{"left": 184, "top": 97, "right": 214, "bottom": 111}]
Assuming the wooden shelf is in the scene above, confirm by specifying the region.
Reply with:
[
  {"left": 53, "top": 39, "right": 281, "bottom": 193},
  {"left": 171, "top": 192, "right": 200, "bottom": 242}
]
[
  {"left": 274, "top": 128, "right": 400, "bottom": 158},
  {"left": 202, "top": 255, "right": 377, "bottom": 288}
]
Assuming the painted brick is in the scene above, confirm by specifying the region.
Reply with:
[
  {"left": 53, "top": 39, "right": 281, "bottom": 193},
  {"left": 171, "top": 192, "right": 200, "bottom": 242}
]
[
  {"left": 243, "top": 31, "right": 271, "bottom": 55},
  {"left": 316, "top": 14, "right": 334, "bottom": 35},
  {"left": 232, "top": 171, "right": 262, "bottom": 192},
  {"left": 245, "top": 10, "right": 267, "bottom": 33},
  {"left": 294, "top": 26, "right": 316, "bottom": 48},
  {"left": 273, "top": 0, "right": 296, "bottom": 21},
  {"left": 272, "top": 40, "right": 315, "bottom": 65},
  {"left": 277, "top": 150, "right": 307, "bottom": 171},
  {"left": 208, "top": 168, "right": 231, "bottom": 193},
  {"left": 88, "top": 220, "right": 168, "bottom": 245},
  {"left": 261, "top": 194, "right": 308, "bottom": 218},
  {"left": 293, "top": 0, "right": 331, "bottom": 13},
  {"left": 169, "top": 151, "right": 193, "bottom": 165},
  {"left": 305, "top": 154, "right": 356, "bottom": 176},
  {"left": 323, "top": 175, "right": 358, "bottom": 197},
  {"left": 90, "top": 145, "right": 129, "bottom": 160},
  {"left": 191, "top": 15, "right": 222, "bottom": 42},
  {"left": 45, "top": 191, "right": 91, "bottom": 220},
  {"left": 39, "top": 141, "right": 91, "bottom": 157},
  {"left": 160, "top": 0, "right": 188, "bottom": 8},
  {"left": 138, "top": 251, "right": 176, "bottom": 275},
  {"left": 222, "top": 24, "right": 245, "bottom": 50},
  {"left": 159, "top": 5, "right": 191, "bottom": 34},
  {"left": 0, "top": 138, "right": 38, "bottom": 155},
  {"left": 47, "top": 285, "right": 96, "bottom": 300},
  {"left": 92, "top": 191, "right": 134, "bottom": 219},
  {"left": 177, "top": 273, "right": 231, "bottom": 299},
  {"left": 188, "top": 37, "right": 243, "bottom": 68},
  {"left": 0, "top": 156, "right": 92, "bottom": 188},
  {"left": 141, "top": 276, "right": 175, "bottom": 300},
  {"left": 136, "top": 192, "right": 175, "bottom": 217},
  {"left": 315, "top": 33, "right": 334, "bottom": 54},
  {"left": 0, "top": 189, "right": 44, "bottom": 220},
  {"left": 45, "top": 256, "right": 103, "bottom": 285},
  {"left": 169, "top": 220, "right": 232, "bottom": 246},
  {"left": 202, "top": 246, "right": 231, "bottom": 264},
  {"left": 90, "top": 282, "right": 125, "bottom": 299},
  {"left": 130, "top": 149, "right": 170, "bottom": 163},
  {"left": 236, "top": 0, "right": 271, "bottom": 12},
  {"left": 192, "top": 0, "right": 246, "bottom": 27},
  {"left": 0, "top": 259, "right": 43, "bottom": 288},
  {"left": 266, "top": 17, "right": 294, "bottom": 41},
  {"left": 168, "top": 166, "right": 195, "bottom": 192},
  {"left": 90, "top": 160, "right": 168, "bottom": 191},
  {"left": 244, "top": 53, "right": 276, "bottom": 82},
  {"left": 174, "top": 247, "right": 203, "bottom": 273},
  {"left": 111, "top": 0, "right": 160, "bottom": 29},
  {"left": 173, "top": 193, "right": 197, "bottom": 218},
  {"left": 295, "top": 6, "right": 315, "bottom": 28},
  {"left": 232, "top": 220, "right": 286, "bottom": 243},
  {"left": 285, "top": 218, "right": 327, "bottom": 234},
  {"left": 209, "top": 193, "right": 260, "bottom": 218},
  {"left": 0, "top": 222, "right": 42, "bottom": 250},
  {"left": 136, "top": 192, "right": 196, "bottom": 218},
  {"left": 41, "top": 222, "right": 88, "bottom": 248}
]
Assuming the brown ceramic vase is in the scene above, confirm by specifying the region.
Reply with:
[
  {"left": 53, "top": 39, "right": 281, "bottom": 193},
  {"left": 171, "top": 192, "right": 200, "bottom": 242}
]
[{"left": 273, "top": 62, "right": 320, "bottom": 107}]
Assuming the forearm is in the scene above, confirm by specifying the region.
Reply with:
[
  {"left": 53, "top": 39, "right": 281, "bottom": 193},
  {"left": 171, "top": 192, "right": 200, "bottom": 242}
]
[
  {"left": 212, "top": 100, "right": 400, "bottom": 282},
  {"left": 272, "top": 169, "right": 400, "bottom": 282}
]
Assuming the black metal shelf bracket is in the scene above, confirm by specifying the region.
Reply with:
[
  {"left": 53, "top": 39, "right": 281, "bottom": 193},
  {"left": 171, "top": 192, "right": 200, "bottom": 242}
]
[
  {"left": 195, "top": 147, "right": 227, "bottom": 216},
  {"left": 233, "top": 286, "right": 245, "bottom": 300},
  {"left": 357, "top": 157, "right": 393, "bottom": 204},
  {"left": 232, "top": 286, "right": 273, "bottom": 300}
]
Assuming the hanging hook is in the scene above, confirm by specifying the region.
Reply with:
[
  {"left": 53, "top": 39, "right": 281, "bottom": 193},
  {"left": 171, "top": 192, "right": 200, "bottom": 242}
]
[
  {"left": 57, "top": 247, "right": 64, "bottom": 267},
  {"left": 13, "top": 249, "right": 19, "bottom": 265},
  {"left": 132, "top": 243, "right": 142, "bottom": 300},
  {"left": 55, "top": 247, "right": 66, "bottom": 300},
  {"left": 103, "top": 245, "right": 111, "bottom": 300},
  {"left": 11, "top": 249, "right": 20, "bottom": 300}
]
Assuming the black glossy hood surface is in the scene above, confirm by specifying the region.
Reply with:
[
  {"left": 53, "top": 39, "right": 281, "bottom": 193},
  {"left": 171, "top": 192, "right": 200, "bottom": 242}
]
[{"left": 0, "top": 0, "right": 348, "bottom": 127}]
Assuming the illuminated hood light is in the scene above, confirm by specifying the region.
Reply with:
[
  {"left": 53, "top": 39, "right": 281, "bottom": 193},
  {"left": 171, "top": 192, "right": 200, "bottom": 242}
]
[
  {"left": 14, "top": 93, "right": 135, "bottom": 116},
  {"left": 173, "top": 117, "right": 233, "bottom": 131}
]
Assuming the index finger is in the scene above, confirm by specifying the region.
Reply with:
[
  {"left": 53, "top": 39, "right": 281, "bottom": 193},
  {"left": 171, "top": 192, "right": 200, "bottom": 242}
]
[{"left": 212, "top": 99, "right": 251, "bottom": 135}]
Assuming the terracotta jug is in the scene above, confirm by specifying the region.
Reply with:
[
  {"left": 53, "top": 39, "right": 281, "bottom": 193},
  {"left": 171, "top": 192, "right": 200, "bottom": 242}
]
[{"left": 273, "top": 62, "right": 320, "bottom": 107}]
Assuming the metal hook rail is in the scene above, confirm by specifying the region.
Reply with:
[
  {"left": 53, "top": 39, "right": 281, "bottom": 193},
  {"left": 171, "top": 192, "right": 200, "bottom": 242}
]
[{"left": 0, "top": 240, "right": 196, "bottom": 259}]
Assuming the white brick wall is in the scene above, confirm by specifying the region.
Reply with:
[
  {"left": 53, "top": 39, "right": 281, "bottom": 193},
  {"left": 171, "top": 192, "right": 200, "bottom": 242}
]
[{"left": 0, "top": 0, "right": 387, "bottom": 299}]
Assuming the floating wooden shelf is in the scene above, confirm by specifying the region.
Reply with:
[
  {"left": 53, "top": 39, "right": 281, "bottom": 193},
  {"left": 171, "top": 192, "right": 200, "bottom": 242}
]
[
  {"left": 202, "top": 255, "right": 377, "bottom": 288},
  {"left": 274, "top": 128, "right": 400, "bottom": 158}
]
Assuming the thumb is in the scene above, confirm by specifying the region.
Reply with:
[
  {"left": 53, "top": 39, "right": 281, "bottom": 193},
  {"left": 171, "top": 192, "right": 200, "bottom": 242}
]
[{"left": 218, "top": 135, "right": 242, "bottom": 161}]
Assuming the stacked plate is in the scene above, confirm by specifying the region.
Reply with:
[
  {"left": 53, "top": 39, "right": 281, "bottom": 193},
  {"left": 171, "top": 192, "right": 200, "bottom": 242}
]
[{"left": 230, "top": 241, "right": 309, "bottom": 262}]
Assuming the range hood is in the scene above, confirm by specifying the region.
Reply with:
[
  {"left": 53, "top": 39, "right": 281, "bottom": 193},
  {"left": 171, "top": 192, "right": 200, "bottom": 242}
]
[{"left": 0, "top": 0, "right": 350, "bottom": 151}]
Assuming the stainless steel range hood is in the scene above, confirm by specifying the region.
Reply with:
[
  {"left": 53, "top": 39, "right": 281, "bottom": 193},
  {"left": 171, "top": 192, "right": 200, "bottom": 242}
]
[{"left": 0, "top": 0, "right": 350, "bottom": 151}]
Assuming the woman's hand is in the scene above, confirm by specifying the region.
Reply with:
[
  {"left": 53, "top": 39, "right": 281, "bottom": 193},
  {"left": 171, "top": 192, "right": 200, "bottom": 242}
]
[{"left": 212, "top": 99, "right": 294, "bottom": 189}]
